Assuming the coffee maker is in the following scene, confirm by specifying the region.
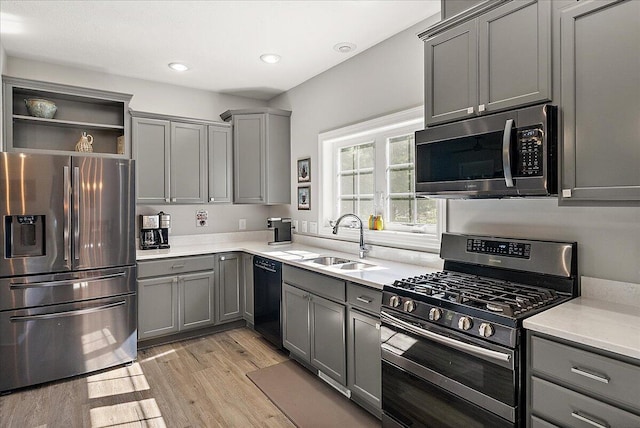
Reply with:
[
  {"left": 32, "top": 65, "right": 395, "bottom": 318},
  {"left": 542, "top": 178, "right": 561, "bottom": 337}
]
[
  {"left": 267, "top": 217, "right": 292, "bottom": 245},
  {"left": 139, "top": 211, "right": 171, "bottom": 250}
]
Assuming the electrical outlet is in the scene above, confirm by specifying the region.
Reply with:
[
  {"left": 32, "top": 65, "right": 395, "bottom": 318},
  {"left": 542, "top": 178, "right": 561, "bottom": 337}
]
[
  {"left": 309, "top": 221, "right": 317, "bottom": 234},
  {"left": 301, "top": 220, "right": 308, "bottom": 233},
  {"left": 196, "top": 210, "right": 208, "bottom": 227},
  {"left": 292, "top": 219, "right": 299, "bottom": 232},
  {"left": 239, "top": 218, "right": 246, "bottom": 230}
]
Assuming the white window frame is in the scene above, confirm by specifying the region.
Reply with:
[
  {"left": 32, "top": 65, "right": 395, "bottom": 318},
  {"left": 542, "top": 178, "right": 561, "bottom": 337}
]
[{"left": 318, "top": 106, "right": 446, "bottom": 252}]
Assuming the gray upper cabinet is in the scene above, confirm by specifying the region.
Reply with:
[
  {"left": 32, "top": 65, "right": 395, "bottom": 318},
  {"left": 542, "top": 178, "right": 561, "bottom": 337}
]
[
  {"left": 2, "top": 76, "right": 132, "bottom": 157},
  {"left": 133, "top": 117, "right": 171, "bottom": 204},
  {"left": 216, "top": 253, "right": 242, "bottom": 323},
  {"left": 207, "top": 124, "right": 232, "bottom": 204},
  {"left": 558, "top": 0, "right": 640, "bottom": 204},
  {"left": 221, "top": 108, "right": 291, "bottom": 205},
  {"left": 170, "top": 122, "right": 206, "bottom": 204},
  {"left": 423, "top": 0, "right": 551, "bottom": 126}
]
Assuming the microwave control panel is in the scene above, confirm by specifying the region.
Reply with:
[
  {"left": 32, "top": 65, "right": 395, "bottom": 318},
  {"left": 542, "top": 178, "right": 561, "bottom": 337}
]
[{"left": 517, "top": 126, "right": 543, "bottom": 176}]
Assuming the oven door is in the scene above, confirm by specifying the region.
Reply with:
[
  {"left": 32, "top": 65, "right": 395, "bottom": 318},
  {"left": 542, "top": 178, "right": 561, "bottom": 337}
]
[{"left": 381, "top": 310, "right": 518, "bottom": 427}]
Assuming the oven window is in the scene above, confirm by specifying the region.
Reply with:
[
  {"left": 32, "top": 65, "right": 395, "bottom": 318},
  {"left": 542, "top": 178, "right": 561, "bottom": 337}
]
[
  {"left": 381, "top": 323, "right": 516, "bottom": 405},
  {"left": 382, "top": 361, "right": 513, "bottom": 428},
  {"left": 416, "top": 130, "right": 508, "bottom": 183}
]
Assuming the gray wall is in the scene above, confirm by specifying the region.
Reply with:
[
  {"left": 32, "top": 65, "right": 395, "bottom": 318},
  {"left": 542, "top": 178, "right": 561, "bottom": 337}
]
[
  {"left": 5, "top": 56, "right": 272, "bottom": 234},
  {"left": 269, "top": 16, "right": 640, "bottom": 284}
]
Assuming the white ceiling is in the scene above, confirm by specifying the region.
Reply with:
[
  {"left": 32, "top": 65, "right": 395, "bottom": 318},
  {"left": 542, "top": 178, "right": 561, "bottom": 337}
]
[{"left": 0, "top": 1, "right": 440, "bottom": 100}]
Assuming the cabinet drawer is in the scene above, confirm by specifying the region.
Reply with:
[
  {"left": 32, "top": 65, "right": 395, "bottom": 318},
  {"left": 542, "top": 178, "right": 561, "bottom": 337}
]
[
  {"left": 530, "top": 416, "right": 559, "bottom": 428},
  {"left": 137, "top": 255, "right": 215, "bottom": 278},
  {"left": 531, "top": 335, "right": 640, "bottom": 410},
  {"left": 283, "top": 265, "right": 345, "bottom": 302},
  {"left": 347, "top": 282, "right": 381, "bottom": 314},
  {"left": 531, "top": 377, "right": 640, "bottom": 428}
]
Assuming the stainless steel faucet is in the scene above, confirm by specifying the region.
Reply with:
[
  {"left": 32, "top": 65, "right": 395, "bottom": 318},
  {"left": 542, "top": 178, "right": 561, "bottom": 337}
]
[{"left": 331, "top": 213, "right": 369, "bottom": 259}]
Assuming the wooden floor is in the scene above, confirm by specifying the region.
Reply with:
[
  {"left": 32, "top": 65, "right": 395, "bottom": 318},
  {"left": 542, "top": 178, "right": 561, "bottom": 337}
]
[{"left": 0, "top": 328, "right": 296, "bottom": 428}]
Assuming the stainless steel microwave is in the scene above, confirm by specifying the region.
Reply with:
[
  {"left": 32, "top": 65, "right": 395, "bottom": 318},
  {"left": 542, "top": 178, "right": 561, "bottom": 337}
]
[{"left": 415, "top": 104, "right": 558, "bottom": 198}]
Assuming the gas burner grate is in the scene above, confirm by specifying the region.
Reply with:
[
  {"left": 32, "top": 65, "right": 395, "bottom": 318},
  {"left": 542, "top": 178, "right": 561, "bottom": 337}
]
[{"left": 391, "top": 271, "right": 559, "bottom": 317}]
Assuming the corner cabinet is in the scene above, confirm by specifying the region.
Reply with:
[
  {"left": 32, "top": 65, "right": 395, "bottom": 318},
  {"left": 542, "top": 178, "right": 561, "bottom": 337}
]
[
  {"left": 558, "top": 0, "right": 640, "bottom": 204},
  {"left": 215, "top": 253, "right": 243, "bottom": 324},
  {"left": 422, "top": 0, "right": 551, "bottom": 126},
  {"left": 132, "top": 111, "right": 230, "bottom": 205},
  {"left": 2, "top": 76, "right": 132, "bottom": 157},
  {"left": 527, "top": 332, "right": 640, "bottom": 427},
  {"left": 220, "top": 108, "right": 291, "bottom": 204}
]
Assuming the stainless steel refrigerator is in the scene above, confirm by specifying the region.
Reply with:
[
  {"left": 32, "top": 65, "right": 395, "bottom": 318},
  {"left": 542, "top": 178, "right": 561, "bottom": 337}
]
[{"left": 0, "top": 152, "right": 136, "bottom": 392}]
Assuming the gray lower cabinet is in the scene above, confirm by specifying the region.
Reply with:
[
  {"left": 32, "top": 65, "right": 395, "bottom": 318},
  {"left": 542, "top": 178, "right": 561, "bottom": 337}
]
[
  {"left": 215, "top": 253, "right": 242, "bottom": 323},
  {"left": 422, "top": 0, "right": 551, "bottom": 126},
  {"left": 281, "top": 266, "right": 347, "bottom": 386},
  {"left": 220, "top": 108, "right": 291, "bottom": 205},
  {"left": 242, "top": 253, "right": 254, "bottom": 324},
  {"left": 137, "top": 255, "right": 215, "bottom": 341},
  {"left": 346, "top": 282, "right": 382, "bottom": 416},
  {"left": 558, "top": 0, "right": 640, "bottom": 203},
  {"left": 527, "top": 332, "right": 640, "bottom": 427}
]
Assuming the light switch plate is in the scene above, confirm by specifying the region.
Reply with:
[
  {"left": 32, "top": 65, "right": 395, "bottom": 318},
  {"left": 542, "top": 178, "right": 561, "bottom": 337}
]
[
  {"left": 196, "top": 210, "right": 208, "bottom": 227},
  {"left": 239, "top": 218, "right": 246, "bottom": 230},
  {"left": 292, "top": 219, "right": 299, "bottom": 233},
  {"left": 309, "top": 221, "right": 317, "bottom": 234},
  {"left": 301, "top": 220, "right": 308, "bottom": 233}
]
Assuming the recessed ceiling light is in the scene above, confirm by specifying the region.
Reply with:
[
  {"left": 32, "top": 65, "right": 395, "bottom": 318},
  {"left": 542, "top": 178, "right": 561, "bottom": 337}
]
[
  {"left": 333, "top": 42, "right": 356, "bottom": 53},
  {"left": 260, "top": 53, "right": 281, "bottom": 64},
  {"left": 168, "top": 62, "right": 189, "bottom": 72}
]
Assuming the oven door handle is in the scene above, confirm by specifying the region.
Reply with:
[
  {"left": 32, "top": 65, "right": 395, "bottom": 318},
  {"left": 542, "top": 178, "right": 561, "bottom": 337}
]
[
  {"left": 502, "top": 119, "right": 515, "bottom": 188},
  {"left": 381, "top": 311, "right": 512, "bottom": 364}
]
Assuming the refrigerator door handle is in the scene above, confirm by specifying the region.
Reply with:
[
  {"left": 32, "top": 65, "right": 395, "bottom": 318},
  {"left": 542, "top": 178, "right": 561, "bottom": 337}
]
[
  {"left": 73, "top": 166, "right": 80, "bottom": 261},
  {"left": 9, "top": 272, "right": 126, "bottom": 289},
  {"left": 63, "top": 166, "right": 71, "bottom": 262},
  {"left": 9, "top": 300, "right": 127, "bottom": 322}
]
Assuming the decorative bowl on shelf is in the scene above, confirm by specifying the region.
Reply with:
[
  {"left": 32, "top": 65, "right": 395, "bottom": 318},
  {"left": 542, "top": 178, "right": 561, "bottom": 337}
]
[{"left": 24, "top": 98, "right": 57, "bottom": 119}]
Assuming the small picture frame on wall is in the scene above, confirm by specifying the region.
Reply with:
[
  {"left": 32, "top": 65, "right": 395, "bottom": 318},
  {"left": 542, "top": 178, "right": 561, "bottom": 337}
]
[
  {"left": 297, "top": 157, "right": 311, "bottom": 182},
  {"left": 298, "top": 186, "right": 310, "bottom": 210}
]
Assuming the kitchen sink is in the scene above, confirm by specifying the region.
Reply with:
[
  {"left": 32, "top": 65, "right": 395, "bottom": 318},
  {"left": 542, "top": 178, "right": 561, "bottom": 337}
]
[
  {"left": 338, "top": 261, "right": 376, "bottom": 271},
  {"left": 308, "top": 256, "right": 352, "bottom": 266}
]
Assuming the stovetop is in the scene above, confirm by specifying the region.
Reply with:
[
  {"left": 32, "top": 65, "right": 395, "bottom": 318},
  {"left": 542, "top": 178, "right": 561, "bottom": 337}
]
[{"left": 387, "top": 270, "right": 561, "bottom": 318}]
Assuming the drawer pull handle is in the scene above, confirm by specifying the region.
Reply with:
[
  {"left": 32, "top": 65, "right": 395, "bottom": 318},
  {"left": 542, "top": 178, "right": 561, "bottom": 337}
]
[
  {"left": 571, "top": 367, "right": 610, "bottom": 384},
  {"left": 571, "top": 411, "right": 609, "bottom": 428},
  {"left": 356, "top": 296, "right": 373, "bottom": 304},
  {"left": 171, "top": 264, "right": 186, "bottom": 269}
]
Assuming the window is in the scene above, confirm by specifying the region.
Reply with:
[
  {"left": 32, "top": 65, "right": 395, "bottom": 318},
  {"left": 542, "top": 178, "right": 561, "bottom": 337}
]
[{"left": 319, "top": 107, "right": 445, "bottom": 251}]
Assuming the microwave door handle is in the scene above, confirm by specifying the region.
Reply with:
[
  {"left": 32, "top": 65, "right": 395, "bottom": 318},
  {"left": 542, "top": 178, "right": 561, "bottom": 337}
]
[{"left": 502, "top": 119, "right": 515, "bottom": 188}]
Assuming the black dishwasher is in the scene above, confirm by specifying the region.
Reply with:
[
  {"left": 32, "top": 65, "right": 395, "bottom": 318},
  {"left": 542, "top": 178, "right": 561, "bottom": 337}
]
[{"left": 253, "top": 256, "right": 282, "bottom": 348}]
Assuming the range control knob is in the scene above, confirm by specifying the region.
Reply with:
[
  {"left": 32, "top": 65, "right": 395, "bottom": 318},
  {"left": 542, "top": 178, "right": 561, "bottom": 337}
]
[
  {"left": 403, "top": 300, "right": 416, "bottom": 312},
  {"left": 458, "top": 316, "right": 473, "bottom": 331},
  {"left": 389, "top": 295, "right": 401, "bottom": 308},
  {"left": 428, "top": 307, "right": 442, "bottom": 321},
  {"left": 479, "top": 322, "right": 495, "bottom": 338}
]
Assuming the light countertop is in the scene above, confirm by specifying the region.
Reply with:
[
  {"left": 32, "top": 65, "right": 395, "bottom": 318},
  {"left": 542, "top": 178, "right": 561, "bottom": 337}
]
[
  {"left": 524, "top": 277, "right": 640, "bottom": 361},
  {"left": 137, "top": 235, "right": 437, "bottom": 290}
]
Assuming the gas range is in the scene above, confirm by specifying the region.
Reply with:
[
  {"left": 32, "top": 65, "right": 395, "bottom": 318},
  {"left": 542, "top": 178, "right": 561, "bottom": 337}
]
[{"left": 380, "top": 233, "right": 579, "bottom": 427}]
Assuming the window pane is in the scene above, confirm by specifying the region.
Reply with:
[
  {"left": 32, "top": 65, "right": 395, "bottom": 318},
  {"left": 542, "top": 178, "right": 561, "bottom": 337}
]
[
  {"left": 340, "top": 174, "right": 355, "bottom": 195},
  {"left": 389, "top": 168, "right": 413, "bottom": 193},
  {"left": 359, "top": 144, "right": 375, "bottom": 168},
  {"left": 417, "top": 198, "right": 438, "bottom": 225},
  {"left": 358, "top": 199, "right": 374, "bottom": 218},
  {"left": 389, "top": 198, "right": 413, "bottom": 224},
  {"left": 389, "top": 135, "right": 414, "bottom": 165},
  {"left": 339, "top": 199, "right": 355, "bottom": 216},
  {"left": 340, "top": 147, "right": 355, "bottom": 170},
  {"left": 359, "top": 172, "right": 374, "bottom": 194}
]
